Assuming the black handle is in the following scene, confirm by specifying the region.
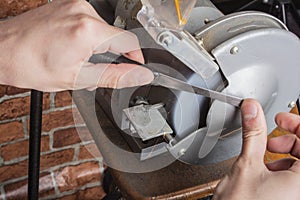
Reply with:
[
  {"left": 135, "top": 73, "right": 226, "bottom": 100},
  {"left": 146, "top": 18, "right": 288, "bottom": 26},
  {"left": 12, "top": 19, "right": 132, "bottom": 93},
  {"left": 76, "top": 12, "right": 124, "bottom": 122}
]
[{"left": 89, "top": 52, "right": 143, "bottom": 66}]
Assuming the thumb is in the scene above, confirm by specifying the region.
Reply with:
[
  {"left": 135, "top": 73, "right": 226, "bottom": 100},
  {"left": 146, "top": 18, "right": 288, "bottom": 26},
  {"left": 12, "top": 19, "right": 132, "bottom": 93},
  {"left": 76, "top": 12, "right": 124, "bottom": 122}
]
[{"left": 240, "top": 99, "right": 268, "bottom": 163}]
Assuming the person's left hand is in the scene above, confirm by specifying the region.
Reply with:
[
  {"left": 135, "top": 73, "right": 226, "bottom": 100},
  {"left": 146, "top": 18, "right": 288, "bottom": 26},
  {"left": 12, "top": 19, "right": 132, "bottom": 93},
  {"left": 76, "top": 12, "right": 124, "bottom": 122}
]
[{"left": 213, "top": 99, "right": 300, "bottom": 200}]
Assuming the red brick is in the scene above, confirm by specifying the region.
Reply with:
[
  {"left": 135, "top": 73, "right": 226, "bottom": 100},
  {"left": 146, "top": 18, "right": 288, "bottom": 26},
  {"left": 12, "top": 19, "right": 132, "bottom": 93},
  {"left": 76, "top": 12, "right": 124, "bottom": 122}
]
[
  {"left": 0, "top": 149, "right": 74, "bottom": 183},
  {"left": 78, "top": 143, "right": 102, "bottom": 160},
  {"left": 40, "top": 148, "right": 74, "bottom": 171},
  {"left": 41, "top": 109, "right": 75, "bottom": 132},
  {"left": 4, "top": 172, "right": 55, "bottom": 199},
  {"left": 6, "top": 86, "right": 29, "bottom": 96},
  {"left": 0, "top": 121, "right": 24, "bottom": 143},
  {"left": 55, "top": 161, "right": 100, "bottom": 192},
  {"left": 0, "top": 0, "right": 47, "bottom": 18},
  {"left": 0, "top": 85, "right": 6, "bottom": 98},
  {"left": 55, "top": 91, "right": 73, "bottom": 108},
  {"left": 0, "top": 93, "right": 50, "bottom": 120},
  {"left": 1, "top": 136, "right": 49, "bottom": 161},
  {"left": 0, "top": 160, "right": 28, "bottom": 182},
  {"left": 58, "top": 186, "right": 106, "bottom": 200},
  {"left": 53, "top": 127, "right": 93, "bottom": 148}
]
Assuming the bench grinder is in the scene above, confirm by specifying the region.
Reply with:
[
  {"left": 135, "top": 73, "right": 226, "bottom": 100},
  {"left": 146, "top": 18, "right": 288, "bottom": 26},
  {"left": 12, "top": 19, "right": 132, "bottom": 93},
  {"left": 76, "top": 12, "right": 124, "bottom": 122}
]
[{"left": 85, "top": 0, "right": 300, "bottom": 170}]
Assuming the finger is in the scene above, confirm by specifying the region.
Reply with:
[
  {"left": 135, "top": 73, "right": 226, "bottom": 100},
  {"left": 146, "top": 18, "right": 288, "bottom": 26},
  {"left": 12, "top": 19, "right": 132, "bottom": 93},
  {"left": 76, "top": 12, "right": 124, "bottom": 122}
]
[
  {"left": 240, "top": 99, "right": 268, "bottom": 163},
  {"left": 93, "top": 26, "right": 143, "bottom": 57},
  {"left": 73, "top": 62, "right": 109, "bottom": 90},
  {"left": 267, "top": 134, "right": 300, "bottom": 158},
  {"left": 74, "top": 62, "right": 154, "bottom": 89},
  {"left": 266, "top": 158, "right": 297, "bottom": 171},
  {"left": 275, "top": 112, "right": 300, "bottom": 136}
]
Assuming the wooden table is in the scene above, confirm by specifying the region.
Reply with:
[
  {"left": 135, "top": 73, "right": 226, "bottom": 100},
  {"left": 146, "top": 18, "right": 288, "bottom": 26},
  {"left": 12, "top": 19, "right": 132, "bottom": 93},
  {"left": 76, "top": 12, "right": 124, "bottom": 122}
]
[{"left": 73, "top": 89, "right": 298, "bottom": 199}]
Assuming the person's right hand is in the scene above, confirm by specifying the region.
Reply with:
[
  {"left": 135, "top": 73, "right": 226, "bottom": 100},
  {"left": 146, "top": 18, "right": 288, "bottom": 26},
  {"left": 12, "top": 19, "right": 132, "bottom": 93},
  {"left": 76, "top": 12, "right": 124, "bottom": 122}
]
[
  {"left": 0, "top": 0, "right": 154, "bottom": 92},
  {"left": 213, "top": 99, "right": 300, "bottom": 200}
]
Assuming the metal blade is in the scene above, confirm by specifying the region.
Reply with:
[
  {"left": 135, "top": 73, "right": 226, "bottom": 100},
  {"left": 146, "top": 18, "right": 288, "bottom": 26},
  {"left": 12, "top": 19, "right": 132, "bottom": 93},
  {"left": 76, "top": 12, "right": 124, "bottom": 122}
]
[{"left": 152, "top": 73, "right": 243, "bottom": 107}]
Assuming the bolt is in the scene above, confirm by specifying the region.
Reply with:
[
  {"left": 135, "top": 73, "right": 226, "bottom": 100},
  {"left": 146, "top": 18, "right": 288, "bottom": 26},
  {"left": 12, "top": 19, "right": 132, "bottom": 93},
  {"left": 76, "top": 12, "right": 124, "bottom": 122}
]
[
  {"left": 133, "top": 96, "right": 149, "bottom": 106},
  {"left": 288, "top": 101, "right": 296, "bottom": 108},
  {"left": 204, "top": 18, "right": 210, "bottom": 24},
  {"left": 158, "top": 33, "right": 173, "bottom": 47},
  {"left": 178, "top": 149, "right": 186, "bottom": 157},
  {"left": 230, "top": 46, "right": 239, "bottom": 55},
  {"left": 196, "top": 37, "right": 204, "bottom": 46}
]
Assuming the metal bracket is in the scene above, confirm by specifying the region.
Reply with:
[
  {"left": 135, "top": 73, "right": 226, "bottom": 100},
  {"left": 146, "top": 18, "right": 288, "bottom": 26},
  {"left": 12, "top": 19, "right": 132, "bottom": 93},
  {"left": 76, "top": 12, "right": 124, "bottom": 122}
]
[
  {"left": 137, "top": 3, "right": 220, "bottom": 79},
  {"left": 122, "top": 104, "right": 173, "bottom": 141},
  {"left": 155, "top": 30, "right": 219, "bottom": 78}
]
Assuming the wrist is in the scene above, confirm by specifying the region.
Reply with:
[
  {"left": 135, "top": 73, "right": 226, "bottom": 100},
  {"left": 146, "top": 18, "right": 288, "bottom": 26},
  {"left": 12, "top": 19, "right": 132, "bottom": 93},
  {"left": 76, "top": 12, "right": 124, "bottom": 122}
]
[{"left": 0, "top": 20, "right": 17, "bottom": 86}]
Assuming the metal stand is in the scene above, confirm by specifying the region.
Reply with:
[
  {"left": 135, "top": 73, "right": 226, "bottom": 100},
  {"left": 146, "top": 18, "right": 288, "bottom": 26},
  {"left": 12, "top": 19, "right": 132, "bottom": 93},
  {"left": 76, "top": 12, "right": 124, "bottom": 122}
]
[
  {"left": 28, "top": 90, "right": 43, "bottom": 200},
  {"left": 235, "top": 0, "right": 262, "bottom": 12},
  {"left": 269, "top": 0, "right": 300, "bottom": 28},
  {"left": 297, "top": 96, "right": 300, "bottom": 114}
]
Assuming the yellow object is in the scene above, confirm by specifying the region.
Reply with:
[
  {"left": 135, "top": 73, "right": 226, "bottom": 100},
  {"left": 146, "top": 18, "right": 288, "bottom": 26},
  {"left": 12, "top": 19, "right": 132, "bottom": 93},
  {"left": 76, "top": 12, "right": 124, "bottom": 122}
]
[{"left": 174, "top": 0, "right": 187, "bottom": 26}]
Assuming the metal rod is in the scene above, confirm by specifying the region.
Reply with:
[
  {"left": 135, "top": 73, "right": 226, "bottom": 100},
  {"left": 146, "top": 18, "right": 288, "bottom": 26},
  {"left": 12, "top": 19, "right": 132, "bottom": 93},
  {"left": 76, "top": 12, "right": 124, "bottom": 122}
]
[
  {"left": 28, "top": 90, "right": 43, "bottom": 200},
  {"left": 280, "top": 2, "right": 287, "bottom": 25},
  {"left": 236, "top": 0, "right": 260, "bottom": 12}
]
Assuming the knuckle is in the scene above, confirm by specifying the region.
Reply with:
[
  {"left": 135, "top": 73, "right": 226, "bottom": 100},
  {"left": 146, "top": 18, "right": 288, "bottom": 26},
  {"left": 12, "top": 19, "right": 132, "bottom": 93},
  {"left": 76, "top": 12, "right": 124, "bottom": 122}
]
[
  {"left": 62, "top": 0, "right": 96, "bottom": 17},
  {"left": 242, "top": 129, "right": 264, "bottom": 140},
  {"left": 64, "top": 0, "right": 83, "bottom": 11},
  {"left": 71, "top": 15, "right": 96, "bottom": 38}
]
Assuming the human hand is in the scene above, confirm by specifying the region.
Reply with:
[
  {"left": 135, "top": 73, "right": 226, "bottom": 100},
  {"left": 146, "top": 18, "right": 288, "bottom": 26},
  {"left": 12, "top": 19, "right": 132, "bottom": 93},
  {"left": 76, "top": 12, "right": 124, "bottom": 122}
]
[
  {"left": 213, "top": 99, "right": 300, "bottom": 200},
  {"left": 0, "top": 0, "right": 154, "bottom": 92}
]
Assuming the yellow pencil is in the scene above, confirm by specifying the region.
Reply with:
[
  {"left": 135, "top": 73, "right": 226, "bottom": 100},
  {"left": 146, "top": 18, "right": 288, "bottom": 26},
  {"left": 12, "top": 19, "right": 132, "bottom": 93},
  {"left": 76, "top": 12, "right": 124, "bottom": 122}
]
[{"left": 174, "top": 0, "right": 187, "bottom": 26}]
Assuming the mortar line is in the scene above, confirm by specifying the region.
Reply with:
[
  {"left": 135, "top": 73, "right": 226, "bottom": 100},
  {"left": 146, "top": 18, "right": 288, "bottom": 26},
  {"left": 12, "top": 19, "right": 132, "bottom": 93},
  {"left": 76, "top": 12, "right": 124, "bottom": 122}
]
[
  {"left": 50, "top": 171, "right": 60, "bottom": 195},
  {"left": 0, "top": 92, "right": 31, "bottom": 104},
  {"left": 49, "top": 93, "right": 56, "bottom": 109},
  {"left": 0, "top": 185, "right": 6, "bottom": 200},
  {"left": 21, "top": 116, "right": 29, "bottom": 138}
]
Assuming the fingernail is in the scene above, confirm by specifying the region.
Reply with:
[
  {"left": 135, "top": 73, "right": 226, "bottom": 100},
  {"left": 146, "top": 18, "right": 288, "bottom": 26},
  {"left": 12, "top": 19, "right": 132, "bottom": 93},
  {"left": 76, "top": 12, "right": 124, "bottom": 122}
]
[{"left": 242, "top": 101, "right": 258, "bottom": 122}]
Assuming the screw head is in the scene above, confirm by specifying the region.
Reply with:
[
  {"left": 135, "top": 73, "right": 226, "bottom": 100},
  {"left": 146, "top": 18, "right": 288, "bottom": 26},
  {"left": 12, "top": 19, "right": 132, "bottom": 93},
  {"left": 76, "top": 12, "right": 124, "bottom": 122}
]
[
  {"left": 230, "top": 46, "right": 239, "bottom": 55},
  {"left": 178, "top": 149, "right": 186, "bottom": 157},
  {"left": 158, "top": 33, "right": 173, "bottom": 47},
  {"left": 288, "top": 101, "right": 296, "bottom": 108}
]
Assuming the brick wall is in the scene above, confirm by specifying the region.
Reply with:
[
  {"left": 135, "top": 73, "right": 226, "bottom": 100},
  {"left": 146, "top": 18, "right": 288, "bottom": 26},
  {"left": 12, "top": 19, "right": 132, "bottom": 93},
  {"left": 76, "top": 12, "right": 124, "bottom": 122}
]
[{"left": 0, "top": 86, "right": 106, "bottom": 199}]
